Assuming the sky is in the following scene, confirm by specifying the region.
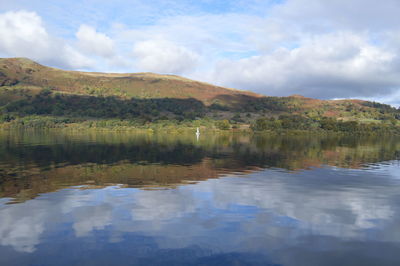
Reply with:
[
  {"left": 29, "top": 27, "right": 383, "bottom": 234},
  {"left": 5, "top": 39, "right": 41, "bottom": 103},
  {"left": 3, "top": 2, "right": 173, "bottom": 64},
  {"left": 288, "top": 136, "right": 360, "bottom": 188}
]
[{"left": 0, "top": 0, "right": 400, "bottom": 106}]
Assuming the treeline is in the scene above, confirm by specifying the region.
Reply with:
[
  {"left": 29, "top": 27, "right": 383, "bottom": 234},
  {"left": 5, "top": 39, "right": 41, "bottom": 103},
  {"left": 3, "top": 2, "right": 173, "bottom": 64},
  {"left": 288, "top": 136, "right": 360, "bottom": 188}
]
[
  {"left": 251, "top": 115, "right": 400, "bottom": 133},
  {"left": 3, "top": 90, "right": 205, "bottom": 121},
  {"left": 0, "top": 90, "right": 302, "bottom": 126},
  {"left": 220, "top": 96, "right": 303, "bottom": 113},
  {"left": 361, "top": 101, "right": 400, "bottom": 117},
  {"left": 1, "top": 89, "right": 400, "bottom": 133},
  {"left": 0, "top": 115, "right": 214, "bottom": 130}
]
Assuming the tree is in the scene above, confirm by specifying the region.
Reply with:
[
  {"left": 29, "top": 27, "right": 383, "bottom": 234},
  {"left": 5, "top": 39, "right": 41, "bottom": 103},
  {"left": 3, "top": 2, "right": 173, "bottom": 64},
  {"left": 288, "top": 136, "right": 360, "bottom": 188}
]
[{"left": 215, "top": 120, "right": 231, "bottom": 130}]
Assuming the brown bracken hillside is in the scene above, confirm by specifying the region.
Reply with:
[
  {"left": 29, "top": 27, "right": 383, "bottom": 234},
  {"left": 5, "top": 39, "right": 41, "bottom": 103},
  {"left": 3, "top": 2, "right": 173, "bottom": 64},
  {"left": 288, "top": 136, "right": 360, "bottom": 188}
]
[{"left": 0, "top": 57, "right": 261, "bottom": 106}]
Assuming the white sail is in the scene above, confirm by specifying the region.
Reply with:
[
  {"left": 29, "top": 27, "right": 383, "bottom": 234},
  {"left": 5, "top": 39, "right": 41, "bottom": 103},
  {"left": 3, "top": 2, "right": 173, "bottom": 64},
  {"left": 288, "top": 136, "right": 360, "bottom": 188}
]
[{"left": 196, "top": 127, "right": 200, "bottom": 141}]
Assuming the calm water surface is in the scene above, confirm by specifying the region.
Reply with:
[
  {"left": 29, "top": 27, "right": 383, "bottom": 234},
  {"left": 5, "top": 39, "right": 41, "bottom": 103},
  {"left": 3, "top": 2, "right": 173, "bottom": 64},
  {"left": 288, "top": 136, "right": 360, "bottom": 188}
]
[{"left": 0, "top": 130, "right": 400, "bottom": 266}]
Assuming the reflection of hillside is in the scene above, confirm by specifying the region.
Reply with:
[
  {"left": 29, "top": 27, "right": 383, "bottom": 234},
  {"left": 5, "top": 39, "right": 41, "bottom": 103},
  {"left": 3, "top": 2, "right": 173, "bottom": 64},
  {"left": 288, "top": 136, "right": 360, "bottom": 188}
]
[
  {"left": 0, "top": 158, "right": 262, "bottom": 203},
  {"left": 1, "top": 130, "right": 400, "bottom": 202},
  {"left": 1, "top": 131, "right": 399, "bottom": 169},
  {"left": 230, "top": 135, "right": 400, "bottom": 170}
]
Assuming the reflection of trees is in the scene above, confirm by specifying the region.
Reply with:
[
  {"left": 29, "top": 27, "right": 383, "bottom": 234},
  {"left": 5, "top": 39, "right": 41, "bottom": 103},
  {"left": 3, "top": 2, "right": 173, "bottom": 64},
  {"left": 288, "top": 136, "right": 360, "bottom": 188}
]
[
  {"left": 0, "top": 139, "right": 205, "bottom": 169},
  {"left": 1, "top": 131, "right": 399, "bottom": 174},
  {"left": 0, "top": 131, "right": 399, "bottom": 201},
  {"left": 205, "top": 134, "right": 400, "bottom": 171}
]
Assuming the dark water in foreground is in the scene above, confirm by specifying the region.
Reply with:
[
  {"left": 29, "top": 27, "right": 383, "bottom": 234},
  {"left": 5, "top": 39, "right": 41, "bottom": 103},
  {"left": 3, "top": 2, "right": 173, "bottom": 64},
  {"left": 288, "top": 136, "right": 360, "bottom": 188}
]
[{"left": 1, "top": 131, "right": 400, "bottom": 266}]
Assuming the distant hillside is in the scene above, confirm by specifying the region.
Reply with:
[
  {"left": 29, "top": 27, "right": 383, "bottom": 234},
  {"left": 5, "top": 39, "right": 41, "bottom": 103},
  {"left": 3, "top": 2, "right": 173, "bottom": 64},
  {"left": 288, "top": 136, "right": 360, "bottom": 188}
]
[
  {"left": 0, "top": 57, "right": 260, "bottom": 106},
  {"left": 0, "top": 57, "right": 399, "bottom": 131}
]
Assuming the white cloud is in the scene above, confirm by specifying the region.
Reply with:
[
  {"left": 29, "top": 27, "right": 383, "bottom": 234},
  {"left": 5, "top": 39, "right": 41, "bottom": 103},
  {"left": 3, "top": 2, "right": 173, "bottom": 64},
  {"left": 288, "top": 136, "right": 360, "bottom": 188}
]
[
  {"left": 204, "top": 0, "right": 400, "bottom": 100},
  {"left": 132, "top": 39, "right": 200, "bottom": 74},
  {"left": 76, "top": 24, "right": 115, "bottom": 58},
  {"left": 131, "top": 189, "right": 196, "bottom": 222},
  {"left": 62, "top": 45, "right": 96, "bottom": 69},
  {"left": 0, "top": 10, "right": 51, "bottom": 59},
  {"left": 211, "top": 32, "right": 400, "bottom": 98},
  {"left": 0, "top": 10, "right": 93, "bottom": 69},
  {"left": 0, "top": 201, "right": 46, "bottom": 253},
  {"left": 72, "top": 204, "right": 112, "bottom": 237}
]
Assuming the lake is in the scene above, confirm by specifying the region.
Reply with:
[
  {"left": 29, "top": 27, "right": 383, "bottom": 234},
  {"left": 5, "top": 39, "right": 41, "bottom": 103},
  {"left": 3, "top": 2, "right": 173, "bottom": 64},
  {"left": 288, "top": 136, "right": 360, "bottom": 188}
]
[{"left": 0, "top": 130, "right": 400, "bottom": 266}]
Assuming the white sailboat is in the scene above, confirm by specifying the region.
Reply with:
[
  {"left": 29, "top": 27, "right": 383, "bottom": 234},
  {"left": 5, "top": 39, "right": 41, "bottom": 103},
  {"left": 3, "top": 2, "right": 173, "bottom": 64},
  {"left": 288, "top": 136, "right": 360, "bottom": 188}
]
[{"left": 196, "top": 127, "right": 200, "bottom": 140}]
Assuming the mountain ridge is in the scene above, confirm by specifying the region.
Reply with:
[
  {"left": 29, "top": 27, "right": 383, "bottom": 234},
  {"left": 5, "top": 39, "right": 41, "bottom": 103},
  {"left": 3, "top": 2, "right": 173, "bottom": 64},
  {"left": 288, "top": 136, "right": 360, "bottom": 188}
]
[{"left": 0, "top": 57, "right": 261, "bottom": 105}]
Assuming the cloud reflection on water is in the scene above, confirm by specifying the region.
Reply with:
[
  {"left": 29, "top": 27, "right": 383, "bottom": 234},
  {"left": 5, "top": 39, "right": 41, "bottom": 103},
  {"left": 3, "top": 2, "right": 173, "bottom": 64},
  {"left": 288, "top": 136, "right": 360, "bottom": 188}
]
[{"left": 1, "top": 163, "right": 400, "bottom": 265}]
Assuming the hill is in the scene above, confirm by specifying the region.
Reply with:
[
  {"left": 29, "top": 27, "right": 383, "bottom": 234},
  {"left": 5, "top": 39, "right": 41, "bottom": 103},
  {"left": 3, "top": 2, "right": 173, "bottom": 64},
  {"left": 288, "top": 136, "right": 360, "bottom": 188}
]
[
  {"left": 0, "top": 57, "right": 399, "bottom": 132},
  {"left": 0, "top": 57, "right": 260, "bottom": 106}
]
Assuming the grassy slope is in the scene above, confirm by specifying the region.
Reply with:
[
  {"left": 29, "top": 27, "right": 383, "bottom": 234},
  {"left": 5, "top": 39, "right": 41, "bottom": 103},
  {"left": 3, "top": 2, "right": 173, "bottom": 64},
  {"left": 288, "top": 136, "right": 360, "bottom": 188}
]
[{"left": 0, "top": 57, "right": 260, "bottom": 105}]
